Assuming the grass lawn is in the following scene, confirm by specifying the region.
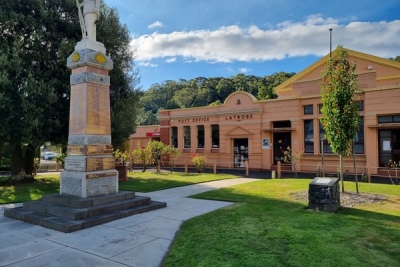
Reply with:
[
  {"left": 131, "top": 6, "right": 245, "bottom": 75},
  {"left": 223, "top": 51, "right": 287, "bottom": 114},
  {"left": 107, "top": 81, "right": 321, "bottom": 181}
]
[
  {"left": 0, "top": 171, "right": 239, "bottom": 204},
  {"left": 163, "top": 179, "right": 400, "bottom": 267},
  {"left": 0, "top": 174, "right": 60, "bottom": 204},
  {"left": 121, "top": 171, "right": 239, "bottom": 192}
]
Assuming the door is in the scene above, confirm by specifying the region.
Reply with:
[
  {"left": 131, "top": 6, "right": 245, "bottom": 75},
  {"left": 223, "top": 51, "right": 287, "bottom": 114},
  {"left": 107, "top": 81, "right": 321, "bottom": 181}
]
[
  {"left": 233, "top": 139, "right": 248, "bottom": 168},
  {"left": 273, "top": 132, "right": 291, "bottom": 164},
  {"left": 379, "top": 129, "right": 400, "bottom": 167}
]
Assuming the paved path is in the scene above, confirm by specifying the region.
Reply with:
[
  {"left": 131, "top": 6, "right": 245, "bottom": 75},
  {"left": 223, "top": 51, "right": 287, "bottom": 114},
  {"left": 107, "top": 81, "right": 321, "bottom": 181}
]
[{"left": 0, "top": 178, "right": 259, "bottom": 267}]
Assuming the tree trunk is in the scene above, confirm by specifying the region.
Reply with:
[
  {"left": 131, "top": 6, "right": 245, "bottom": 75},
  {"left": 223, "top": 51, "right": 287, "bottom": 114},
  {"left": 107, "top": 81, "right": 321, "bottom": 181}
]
[
  {"left": 339, "top": 154, "right": 345, "bottom": 192},
  {"left": 10, "top": 144, "right": 26, "bottom": 183},
  {"left": 24, "top": 144, "right": 35, "bottom": 176},
  {"left": 9, "top": 144, "right": 35, "bottom": 184}
]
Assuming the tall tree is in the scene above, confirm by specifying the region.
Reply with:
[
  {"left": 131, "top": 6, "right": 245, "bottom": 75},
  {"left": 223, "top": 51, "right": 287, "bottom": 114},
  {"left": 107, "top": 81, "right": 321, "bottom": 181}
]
[
  {"left": 257, "top": 72, "right": 295, "bottom": 100},
  {"left": 0, "top": 0, "right": 141, "bottom": 181},
  {"left": 320, "top": 46, "right": 360, "bottom": 192},
  {"left": 97, "top": 5, "right": 142, "bottom": 149},
  {"left": 0, "top": 0, "right": 76, "bottom": 182}
]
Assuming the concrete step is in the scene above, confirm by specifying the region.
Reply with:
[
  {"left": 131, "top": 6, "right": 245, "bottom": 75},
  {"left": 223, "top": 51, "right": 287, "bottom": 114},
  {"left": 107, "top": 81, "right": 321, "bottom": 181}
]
[
  {"left": 4, "top": 192, "right": 167, "bottom": 233},
  {"left": 22, "top": 196, "right": 151, "bottom": 220}
]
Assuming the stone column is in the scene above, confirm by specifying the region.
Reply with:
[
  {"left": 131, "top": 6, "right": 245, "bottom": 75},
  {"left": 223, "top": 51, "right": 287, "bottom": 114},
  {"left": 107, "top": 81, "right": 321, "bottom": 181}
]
[{"left": 60, "top": 49, "right": 118, "bottom": 198}]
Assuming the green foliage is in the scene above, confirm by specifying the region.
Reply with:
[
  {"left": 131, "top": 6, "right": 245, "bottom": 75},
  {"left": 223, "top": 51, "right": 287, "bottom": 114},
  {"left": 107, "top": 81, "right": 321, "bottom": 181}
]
[
  {"left": 55, "top": 153, "right": 66, "bottom": 168},
  {"left": 0, "top": 174, "right": 60, "bottom": 204},
  {"left": 97, "top": 5, "right": 143, "bottom": 149},
  {"left": 0, "top": 0, "right": 141, "bottom": 179},
  {"left": 131, "top": 141, "right": 182, "bottom": 173},
  {"left": 131, "top": 144, "right": 153, "bottom": 172},
  {"left": 389, "top": 55, "right": 400, "bottom": 62},
  {"left": 320, "top": 46, "right": 360, "bottom": 191},
  {"left": 257, "top": 71, "right": 295, "bottom": 99},
  {"left": 320, "top": 46, "right": 360, "bottom": 155},
  {"left": 164, "top": 146, "right": 181, "bottom": 172},
  {"left": 138, "top": 72, "right": 294, "bottom": 125},
  {"left": 191, "top": 153, "right": 208, "bottom": 173}
]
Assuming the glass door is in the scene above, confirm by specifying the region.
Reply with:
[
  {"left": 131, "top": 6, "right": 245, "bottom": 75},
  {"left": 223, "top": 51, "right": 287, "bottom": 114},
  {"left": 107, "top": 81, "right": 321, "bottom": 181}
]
[
  {"left": 379, "top": 129, "right": 400, "bottom": 167},
  {"left": 273, "top": 132, "right": 291, "bottom": 164},
  {"left": 233, "top": 139, "right": 248, "bottom": 168}
]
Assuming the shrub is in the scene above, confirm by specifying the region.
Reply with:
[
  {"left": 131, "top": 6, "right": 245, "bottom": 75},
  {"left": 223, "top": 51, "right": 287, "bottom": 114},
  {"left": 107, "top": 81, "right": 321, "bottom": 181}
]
[{"left": 191, "top": 154, "right": 208, "bottom": 173}]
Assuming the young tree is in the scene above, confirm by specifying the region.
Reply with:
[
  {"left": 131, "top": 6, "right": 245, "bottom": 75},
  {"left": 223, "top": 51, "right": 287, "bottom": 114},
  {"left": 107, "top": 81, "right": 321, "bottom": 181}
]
[{"left": 319, "top": 46, "right": 360, "bottom": 192}]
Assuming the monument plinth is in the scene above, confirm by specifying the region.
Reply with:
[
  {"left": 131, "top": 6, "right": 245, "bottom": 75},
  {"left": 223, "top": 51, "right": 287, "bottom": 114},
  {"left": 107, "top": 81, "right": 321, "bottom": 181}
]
[{"left": 60, "top": 49, "right": 118, "bottom": 198}]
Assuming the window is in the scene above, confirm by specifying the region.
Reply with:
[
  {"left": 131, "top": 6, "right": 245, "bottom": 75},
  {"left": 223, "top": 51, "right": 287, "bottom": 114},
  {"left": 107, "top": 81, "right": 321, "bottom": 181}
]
[
  {"left": 354, "top": 117, "right": 364, "bottom": 154},
  {"left": 197, "top": 125, "right": 204, "bottom": 148},
  {"left": 378, "top": 115, "right": 400, "bottom": 124},
  {"left": 304, "top": 120, "right": 314, "bottom": 153},
  {"left": 319, "top": 122, "right": 333, "bottom": 153},
  {"left": 183, "top": 126, "right": 191, "bottom": 148},
  {"left": 357, "top": 101, "right": 364, "bottom": 111},
  {"left": 211, "top": 124, "right": 220, "bottom": 148},
  {"left": 171, "top": 127, "right": 178, "bottom": 148},
  {"left": 319, "top": 118, "right": 364, "bottom": 154},
  {"left": 303, "top": 105, "right": 313, "bottom": 115}
]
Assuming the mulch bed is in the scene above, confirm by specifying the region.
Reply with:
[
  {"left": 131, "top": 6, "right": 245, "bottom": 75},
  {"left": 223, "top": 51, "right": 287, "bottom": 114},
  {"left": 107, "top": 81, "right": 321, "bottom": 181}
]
[{"left": 290, "top": 191, "right": 387, "bottom": 207}]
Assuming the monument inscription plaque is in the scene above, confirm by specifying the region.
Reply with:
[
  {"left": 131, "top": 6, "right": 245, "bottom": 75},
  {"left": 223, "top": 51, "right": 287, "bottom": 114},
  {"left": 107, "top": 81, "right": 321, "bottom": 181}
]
[
  {"left": 86, "top": 157, "right": 115, "bottom": 171},
  {"left": 308, "top": 177, "right": 340, "bottom": 212},
  {"left": 67, "top": 145, "right": 85, "bottom": 155},
  {"left": 86, "top": 144, "right": 113, "bottom": 154}
]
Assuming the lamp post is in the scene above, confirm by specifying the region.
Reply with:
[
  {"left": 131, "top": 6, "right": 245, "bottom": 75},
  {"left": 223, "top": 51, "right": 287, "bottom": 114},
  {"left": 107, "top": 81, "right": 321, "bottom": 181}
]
[{"left": 329, "top": 28, "right": 332, "bottom": 58}]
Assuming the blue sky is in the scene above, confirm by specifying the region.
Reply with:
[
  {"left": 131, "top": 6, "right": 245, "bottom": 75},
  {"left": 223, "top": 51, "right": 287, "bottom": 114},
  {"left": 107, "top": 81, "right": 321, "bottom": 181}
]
[{"left": 103, "top": 0, "right": 400, "bottom": 90}]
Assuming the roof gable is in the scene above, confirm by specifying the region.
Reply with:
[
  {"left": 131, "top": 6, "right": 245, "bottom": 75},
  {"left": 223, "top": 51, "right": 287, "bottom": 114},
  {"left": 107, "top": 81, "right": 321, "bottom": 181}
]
[
  {"left": 225, "top": 126, "right": 254, "bottom": 136},
  {"left": 275, "top": 48, "right": 400, "bottom": 97}
]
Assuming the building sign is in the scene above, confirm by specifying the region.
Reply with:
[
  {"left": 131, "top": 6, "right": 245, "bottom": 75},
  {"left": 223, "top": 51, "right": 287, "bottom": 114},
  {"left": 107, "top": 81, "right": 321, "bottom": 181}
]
[
  {"left": 177, "top": 118, "right": 210, "bottom": 123},
  {"left": 146, "top": 132, "right": 160, "bottom": 137},
  {"left": 225, "top": 114, "right": 253, "bottom": 121},
  {"left": 262, "top": 138, "right": 270, "bottom": 149}
]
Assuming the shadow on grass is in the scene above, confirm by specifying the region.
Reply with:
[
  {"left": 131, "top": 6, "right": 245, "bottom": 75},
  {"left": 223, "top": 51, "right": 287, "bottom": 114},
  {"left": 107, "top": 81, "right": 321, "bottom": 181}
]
[{"left": 0, "top": 176, "right": 60, "bottom": 204}]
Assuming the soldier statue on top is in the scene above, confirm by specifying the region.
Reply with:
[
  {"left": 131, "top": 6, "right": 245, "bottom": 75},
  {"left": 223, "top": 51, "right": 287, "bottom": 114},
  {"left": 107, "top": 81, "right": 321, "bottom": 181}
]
[{"left": 76, "top": 0, "right": 101, "bottom": 42}]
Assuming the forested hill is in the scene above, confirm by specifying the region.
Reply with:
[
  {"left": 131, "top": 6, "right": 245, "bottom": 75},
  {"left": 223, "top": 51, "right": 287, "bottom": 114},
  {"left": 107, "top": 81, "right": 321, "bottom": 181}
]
[{"left": 137, "top": 72, "right": 295, "bottom": 125}]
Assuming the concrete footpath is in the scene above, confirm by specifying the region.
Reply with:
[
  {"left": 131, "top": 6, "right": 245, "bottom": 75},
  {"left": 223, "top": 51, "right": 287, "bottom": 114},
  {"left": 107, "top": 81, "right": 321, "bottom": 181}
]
[{"left": 0, "top": 178, "right": 259, "bottom": 267}]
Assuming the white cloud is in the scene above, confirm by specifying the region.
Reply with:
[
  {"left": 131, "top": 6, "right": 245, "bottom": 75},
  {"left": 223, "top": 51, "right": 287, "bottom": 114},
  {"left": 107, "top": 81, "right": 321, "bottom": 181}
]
[
  {"left": 131, "top": 15, "right": 400, "bottom": 63},
  {"left": 148, "top": 21, "right": 163, "bottom": 29},
  {"left": 138, "top": 62, "right": 158, "bottom": 67},
  {"left": 239, "top": 68, "right": 250, "bottom": 73},
  {"left": 166, "top": 58, "right": 176, "bottom": 63}
]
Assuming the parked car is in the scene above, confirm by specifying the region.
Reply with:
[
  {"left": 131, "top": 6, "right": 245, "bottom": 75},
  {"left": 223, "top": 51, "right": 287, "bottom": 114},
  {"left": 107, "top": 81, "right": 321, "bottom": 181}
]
[{"left": 42, "top": 152, "right": 57, "bottom": 160}]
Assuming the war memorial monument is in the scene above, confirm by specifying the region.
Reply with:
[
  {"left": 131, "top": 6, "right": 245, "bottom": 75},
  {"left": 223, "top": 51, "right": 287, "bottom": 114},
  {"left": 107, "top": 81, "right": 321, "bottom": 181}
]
[{"left": 5, "top": 0, "right": 166, "bottom": 232}]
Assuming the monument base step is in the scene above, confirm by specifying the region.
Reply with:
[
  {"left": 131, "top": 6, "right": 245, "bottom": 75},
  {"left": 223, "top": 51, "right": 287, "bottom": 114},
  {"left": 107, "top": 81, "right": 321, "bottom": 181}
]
[{"left": 4, "top": 191, "right": 167, "bottom": 233}]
